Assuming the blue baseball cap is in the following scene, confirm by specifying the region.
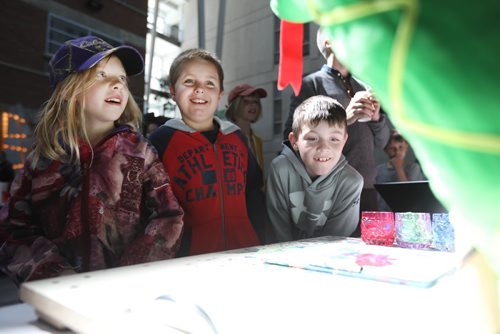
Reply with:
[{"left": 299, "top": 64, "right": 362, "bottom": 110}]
[{"left": 49, "top": 35, "right": 144, "bottom": 88}]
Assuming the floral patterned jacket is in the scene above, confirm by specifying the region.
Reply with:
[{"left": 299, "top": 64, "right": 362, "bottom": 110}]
[{"left": 0, "top": 125, "right": 184, "bottom": 284}]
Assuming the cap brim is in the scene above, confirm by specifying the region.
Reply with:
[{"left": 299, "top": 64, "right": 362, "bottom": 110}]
[
  {"left": 76, "top": 45, "right": 144, "bottom": 77},
  {"left": 241, "top": 87, "right": 267, "bottom": 98}
]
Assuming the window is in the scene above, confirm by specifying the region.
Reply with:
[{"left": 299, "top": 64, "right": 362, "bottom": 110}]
[
  {"left": 273, "top": 18, "right": 311, "bottom": 65},
  {"left": 114, "top": 0, "right": 146, "bottom": 14},
  {"left": 273, "top": 16, "right": 280, "bottom": 64},
  {"left": 273, "top": 82, "right": 282, "bottom": 136},
  {"left": 147, "top": 1, "right": 181, "bottom": 43},
  {"left": 46, "top": 14, "right": 122, "bottom": 55}
]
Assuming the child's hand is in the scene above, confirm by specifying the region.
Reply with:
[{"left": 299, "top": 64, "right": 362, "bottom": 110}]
[{"left": 390, "top": 156, "right": 405, "bottom": 170}]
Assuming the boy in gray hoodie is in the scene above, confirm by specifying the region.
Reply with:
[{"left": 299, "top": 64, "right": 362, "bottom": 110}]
[{"left": 266, "top": 95, "right": 363, "bottom": 242}]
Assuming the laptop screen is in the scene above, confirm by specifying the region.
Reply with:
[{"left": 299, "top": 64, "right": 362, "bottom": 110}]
[{"left": 374, "top": 181, "right": 447, "bottom": 213}]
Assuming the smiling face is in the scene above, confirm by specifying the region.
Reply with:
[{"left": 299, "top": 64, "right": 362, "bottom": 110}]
[
  {"left": 83, "top": 55, "right": 129, "bottom": 136},
  {"left": 236, "top": 94, "right": 262, "bottom": 124},
  {"left": 289, "top": 120, "right": 348, "bottom": 179},
  {"left": 170, "top": 59, "right": 223, "bottom": 131}
]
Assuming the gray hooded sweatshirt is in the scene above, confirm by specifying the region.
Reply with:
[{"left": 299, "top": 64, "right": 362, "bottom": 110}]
[{"left": 266, "top": 143, "right": 363, "bottom": 242}]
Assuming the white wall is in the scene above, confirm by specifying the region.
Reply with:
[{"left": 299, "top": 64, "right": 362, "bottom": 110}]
[
  {"left": 180, "top": 0, "right": 329, "bottom": 175},
  {"left": 179, "top": 0, "right": 407, "bottom": 175}
]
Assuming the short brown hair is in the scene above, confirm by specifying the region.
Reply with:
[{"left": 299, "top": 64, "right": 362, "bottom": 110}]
[
  {"left": 384, "top": 130, "right": 407, "bottom": 151},
  {"left": 169, "top": 48, "right": 224, "bottom": 91},
  {"left": 292, "top": 95, "right": 347, "bottom": 136}
]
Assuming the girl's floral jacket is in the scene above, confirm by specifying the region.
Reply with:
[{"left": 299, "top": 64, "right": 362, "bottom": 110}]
[{"left": 0, "top": 126, "right": 184, "bottom": 284}]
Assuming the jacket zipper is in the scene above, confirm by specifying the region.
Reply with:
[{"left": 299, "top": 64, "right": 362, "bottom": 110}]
[
  {"left": 212, "top": 143, "right": 226, "bottom": 250},
  {"left": 79, "top": 129, "right": 126, "bottom": 271}
]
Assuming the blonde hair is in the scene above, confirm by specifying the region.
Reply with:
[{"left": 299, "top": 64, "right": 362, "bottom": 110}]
[
  {"left": 31, "top": 57, "right": 142, "bottom": 167},
  {"left": 225, "top": 94, "right": 262, "bottom": 124}
]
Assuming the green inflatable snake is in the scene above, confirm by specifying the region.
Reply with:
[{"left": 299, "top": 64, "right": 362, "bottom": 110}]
[{"left": 271, "top": 0, "right": 500, "bottom": 275}]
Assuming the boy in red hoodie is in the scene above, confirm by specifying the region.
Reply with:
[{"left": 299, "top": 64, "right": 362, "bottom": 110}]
[{"left": 149, "top": 49, "right": 268, "bottom": 256}]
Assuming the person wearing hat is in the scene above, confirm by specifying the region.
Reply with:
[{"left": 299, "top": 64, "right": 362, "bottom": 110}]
[
  {"left": 0, "top": 36, "right": 184, "bottom": 284},
  {"left": 226, "top": 84, "right": 267, "bottom": 169}
]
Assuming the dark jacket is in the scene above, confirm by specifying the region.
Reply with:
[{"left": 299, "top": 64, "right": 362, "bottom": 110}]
[{"left": 0, "top": 159, "right": 15, "bottom": 183}]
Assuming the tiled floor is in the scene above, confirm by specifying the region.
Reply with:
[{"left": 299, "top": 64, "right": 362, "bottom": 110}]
[{"left": 0, "top": 274, "right": 20, "bottom": 307}]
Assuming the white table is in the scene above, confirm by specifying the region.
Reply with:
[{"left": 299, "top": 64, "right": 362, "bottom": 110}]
[{"left": 1, "top": 237, "right": 498, "bottom": 333}]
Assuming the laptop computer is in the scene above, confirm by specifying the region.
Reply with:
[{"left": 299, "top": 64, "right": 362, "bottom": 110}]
[{"left": 374, "top": 181, "right": 447, "bottom": 213}]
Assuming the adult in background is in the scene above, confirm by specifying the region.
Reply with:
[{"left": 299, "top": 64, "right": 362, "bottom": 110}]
[{"left": 283, "top": 28, "right": 391, "bottom": 236}]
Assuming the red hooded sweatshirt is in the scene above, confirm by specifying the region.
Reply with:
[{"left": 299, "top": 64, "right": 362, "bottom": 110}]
[{"left": 150, "top": 117, "right": 268, "bottom": 256}]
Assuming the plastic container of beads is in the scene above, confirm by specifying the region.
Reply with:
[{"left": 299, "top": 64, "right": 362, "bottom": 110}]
[
  {"left": 395, "top": 212, "right": 433, "bottom": 249},
  {"left": 431, "top": 213, "right": 455, "bottom": 252}
]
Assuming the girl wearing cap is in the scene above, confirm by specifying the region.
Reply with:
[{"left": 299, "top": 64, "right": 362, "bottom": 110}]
[
  {"left": 225, "top": 84, "right": 267, "bottom": 169},
  {"left": 0, "top": 36, "right": 184, "bottom": 284}
]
